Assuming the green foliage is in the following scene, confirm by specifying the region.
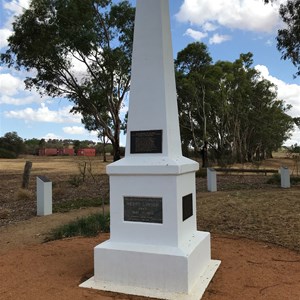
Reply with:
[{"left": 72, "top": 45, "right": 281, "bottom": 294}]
[
  {"left": 175, "top": 45, "right": 294, "bottom": 165},
  {"left": 46, "top": 213, "right": 110, "bottom": 241},
  {"left": 0, "top": 148, "right": 17, "bottom": 158},
  {"left": 53, "top": 198, "right": 108, "bottom": 213},
  {"left": 68, "top": 175, "right": 83, "bottom": 187},
  {"left": 24, "top": 138, "right": 40, "bottom": 155},
  {"left": 266, "top": 173, "right": 281, "bottom": 184},
  {"left": 286, "top": 143, "right": 300, "bottom": 154},
  {"left": 196, "top": 168, "right": 207, "bottom": 178},
  {"left": 266, "top": 173, "right": 300, "bottom": 185},
  {"left": 277, "top": 0, "right": 300, "bottom": 77},
  {"left": 0, "top": 132, "right": 24, "bottom": 157},
  {"left": 291, "top": 176, "right": 300, "bottom": 184}
]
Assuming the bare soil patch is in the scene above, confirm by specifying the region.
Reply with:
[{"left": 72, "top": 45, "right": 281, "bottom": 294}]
[
  {"left": 0, "top": 155, "right": 300, "bottom": 299},
  {"left": 0, "top": 233, "right": 299, "bottom": 300}
]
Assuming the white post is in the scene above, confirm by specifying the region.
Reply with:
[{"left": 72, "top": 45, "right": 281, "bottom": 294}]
[
  {"left": 207, "top": 168, "right": 217, "bottom": 192},
  {"left": 36, "top": 176, "right": 52, "bottom": 216},
  {"left": 280, "top": 167, "right": 290, "bottom": 188}
]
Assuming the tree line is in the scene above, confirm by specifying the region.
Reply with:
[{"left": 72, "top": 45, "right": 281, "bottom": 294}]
[
  {"left": 1, "top": 0, "right": 299, "bottom": 163},
  {"left": 175, "top": 44, "right": 298, "bottom": 163},
  {"left": 0, "top": 132, "right": 116, "bottom": 158}
]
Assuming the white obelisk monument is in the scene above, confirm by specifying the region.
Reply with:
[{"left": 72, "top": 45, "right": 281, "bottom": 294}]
[{"left": 81, "top": 0, "right": 220, "bottom": 299}]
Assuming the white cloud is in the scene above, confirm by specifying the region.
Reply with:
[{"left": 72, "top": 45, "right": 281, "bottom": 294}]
[
  {"left": 202, "top": 22, "right": 218, "bottom": 32},
  {"left": 0, "top": 72, "right": 47, "bottom": 105},
  {"left": 0, "top": 94, "right": 42, "bottom": 105},
  {"left": 43, "top": 133, "right": 63, "bottom": 140},
  {"left": 2, "top": 0, "right": 30, "bottom": 30},
  {"left": 209, "top": 33, "right": 231, "bottom": 45},
  {"left": 68, "top": 53, "right": 89, "bottom": 84},
  {"left": 255, "top": 65, "right": 300, "bottom": 145},
  {"left": 4, "top": 103, "right": 82, "bottom": 124},
  {"left": 176, "top": 0, "right": 287, "bottom": 34},
  {"left": 285, "top": 129, "right": 300, "bottom": 146},
  {"left": 63, "top": 126, "right": 85, "bottom": 135},
  {"left": 3, "top": 0, "right": 30, "bottom": 15},
  {"left": 0, "top": 73, "right": 23, "bottom": 95},
  {"left": 255, "top": 65, "right": 300, "bottom": 118},
  {"left": 184, "top": 28, "right": 208, "bottom": 41},
  {"left": 0, "top": 28, "right": 12, "bottom": 48}
]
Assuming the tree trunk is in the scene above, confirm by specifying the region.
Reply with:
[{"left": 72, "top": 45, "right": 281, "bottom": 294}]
[
  {"left": 22, "top": 161, "right": 32, "bottom": 189},
  {"left": 102, "top": 134, "right": 107, "bottom": 162},
  {"left": 113, "top": 127, "right": 121, "bottom": 161}
]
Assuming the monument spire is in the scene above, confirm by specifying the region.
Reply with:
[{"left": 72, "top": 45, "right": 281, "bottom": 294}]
[{"left": 125, "top": 0, "right": 181, "bottom": 158}]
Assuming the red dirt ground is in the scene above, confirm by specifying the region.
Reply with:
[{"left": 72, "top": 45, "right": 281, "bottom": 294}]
[{"left": 0, "top": 215, "right": 299, "bottom": 300}]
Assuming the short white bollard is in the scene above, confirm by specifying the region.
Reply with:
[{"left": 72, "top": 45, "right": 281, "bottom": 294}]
[
  {"left": 207, "top": 168, "right": 217, "bottom": 192},
  {"left": 37, "top": 176, "right": 52, "bottom": 216},
  {"left": 280, "top": 167, "right": 290, "bottom": 189}
]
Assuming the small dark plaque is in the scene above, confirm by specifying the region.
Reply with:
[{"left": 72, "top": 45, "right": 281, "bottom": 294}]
[
  {"left": 130, "top": 130, "right": 162, "bottom": 154},
  {"left": 124, "top": 197, "right": 163, "bottom": 223},
  {"left": 182, "top": 193, "right": 193, "bottom": 221}
]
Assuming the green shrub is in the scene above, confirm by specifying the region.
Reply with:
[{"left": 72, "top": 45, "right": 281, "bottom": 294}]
[
  {"left": 46, "top": 213, "right": 110, "bottom": 241},
  {"left": 53, "top": 197, "right": 109, "bottom": 213},
  {"left": 291, "top": 176, "right": 300, "bottom": 185},
  {"left": 68, "top": 175, "right": 82, "bottom": 187},
  {"left": 196, "top": 168, "right": 207, "bottom": 178},
  {"left": 0, "top": 148, "right": 17, "bottom": 158},
  {"left": 266, "top": 174, "right": 300, "bottom": 185},
  {"left": 266, "top": 173, "right": 281, "bottom": 184}
]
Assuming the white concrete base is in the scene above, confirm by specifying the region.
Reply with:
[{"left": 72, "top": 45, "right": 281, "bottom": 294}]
[
  {"left": 80, "top": 260, "right": 220, "bottom": 300},
  {"left": 80, "top": 231, "right": 220, "bottom": 300}
]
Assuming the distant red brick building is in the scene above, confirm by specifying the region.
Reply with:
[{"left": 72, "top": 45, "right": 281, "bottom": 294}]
[
  {"left": 39, "top": 147, "right": 95, "bottom": 157},
  {"left": 77, "top": 148, "right": 96, "bottom": 157},
  {"left": 57, "top": 148, "right": 75, "bottom": 156},
  {"left": 38, "top": 148, "right": 58, "bottom": 156}
]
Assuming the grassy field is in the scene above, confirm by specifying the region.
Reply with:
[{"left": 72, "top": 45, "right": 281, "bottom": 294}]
[{"left": 0, "top": 155, "right": 299, "bottom": 252}]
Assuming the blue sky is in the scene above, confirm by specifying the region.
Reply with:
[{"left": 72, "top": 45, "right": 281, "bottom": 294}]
[{"left": 0, "top": 0, "right": 300, "bottom": 146}]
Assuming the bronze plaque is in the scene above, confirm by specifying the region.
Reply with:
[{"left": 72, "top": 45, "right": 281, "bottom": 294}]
[
  {"left": 182, "top": 193, "right": 193, "bottom": 221},
  {"left": 130, "top": 130, "right": 162, "bottom": 154},
  {"left": 124, "top": 197, "right": 163, "bottom": 223}
]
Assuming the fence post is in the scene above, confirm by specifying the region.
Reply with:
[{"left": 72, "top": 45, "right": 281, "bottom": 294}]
[{"left": 22, "top": 161, "right": 32, "bottom": 189}]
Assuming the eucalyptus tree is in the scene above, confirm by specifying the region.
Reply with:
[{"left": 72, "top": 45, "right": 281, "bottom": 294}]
[
  {"left": 264, "top": 0, "right": 300, "bottom": 77},
  {"left": 176, "top": 43, "right": 294, "bottom": 163},
  {"left": 277, "top": 0, "right": 300, "bottom": 77},
  {"left": 214, "top": 53, "right": 294, "bottom": 162},
  {"left": 175, "top": 42, "right": 212, "bottom": 154},
  {"left": 1, "top": 0, "right": 135, "bottom": 161},
  {"left": 0, "top": 132, "right": 24, "bottom": 157}
]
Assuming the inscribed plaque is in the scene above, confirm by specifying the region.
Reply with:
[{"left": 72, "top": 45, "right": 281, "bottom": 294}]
[
  {"left": 182, "top": 193, "right": 193, "bottom": 221},
  {"left": 130, "top": 130, "right": 162, "bottom": 154},
  {"left": 124, "top": 197, "right": 163, "bottom": 223}
]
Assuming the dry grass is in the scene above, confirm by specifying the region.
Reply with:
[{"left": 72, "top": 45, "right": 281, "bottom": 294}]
[
  {"left": 0, "top": 155, "right": 110, "bottom": 175},
  {"left": 1, "top": 155, "right": 299, "bottom": 252},
  {"left": 197, "top": 189, "right": 300, "bottom": 252},
  {"left": 15, "top": 188, "right": 33, "bottom": 201}
]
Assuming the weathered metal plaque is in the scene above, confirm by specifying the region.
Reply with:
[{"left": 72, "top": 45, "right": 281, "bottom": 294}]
[
  {"left": 130, "top": 130, "right": 162, "bottom": 154},
  {"left": 182, "top": 193, "right": 193, "bottom": 221},
  {"left": 124, "top": 197, "right": 163, "bottom": 223}
]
